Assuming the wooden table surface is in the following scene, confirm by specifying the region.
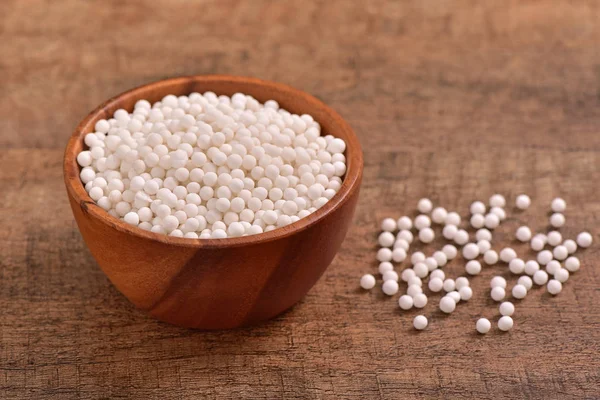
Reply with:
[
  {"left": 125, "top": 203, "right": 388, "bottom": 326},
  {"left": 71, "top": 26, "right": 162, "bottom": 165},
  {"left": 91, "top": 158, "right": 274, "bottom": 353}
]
[{"left": 2, "top": 1, "right": 599, "bottom": 399}]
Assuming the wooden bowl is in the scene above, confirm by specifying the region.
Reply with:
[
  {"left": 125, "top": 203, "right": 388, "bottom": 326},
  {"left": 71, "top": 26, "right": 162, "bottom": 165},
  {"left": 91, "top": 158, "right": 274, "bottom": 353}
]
[{"left": 63, "top": 75, "right": 363, "bottom": 329}]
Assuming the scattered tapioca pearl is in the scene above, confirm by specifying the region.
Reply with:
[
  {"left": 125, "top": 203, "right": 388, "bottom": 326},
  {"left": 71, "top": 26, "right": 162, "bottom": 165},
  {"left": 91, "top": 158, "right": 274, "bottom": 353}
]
[
  {"left": 442, "top": 244, "right": 458, "bottom": 260},
  {"left": 466, "top": 260, "right": 482, "bottom": 275},
  {"left": 381, "top": 218, "right": 397, "bottom": 232},
  {"left": 489, "top": 194, "right": 506, "bottom": 208},
  {"left": 577, "top": 232, "right": 593, "bottom": 248},
  {"left": 533, "top": 270, "right": 549, "bottom": 285},
  {"left": 490, "top": 206, "right": 506, "bottom": 221},
  {"left": 397, "top": 216, "right": 412, "bottom": 230},
  {"left": 397, "top": 230, "right": 414, "bottom": 244},
  {"left": 413, "top": 315, "right": 428, "bottom": 330},
  {"left": 516, "top": 226, "right": 532, "bottom": 242},
  {"left": 490, "top": 276, "right": 507, "bottom": 289},
  {"left": 445, "top": 212, "right": 461, "bottom": 226},
  {"left": 407, "top": 276, "right": 422, "bottom": 287},
  {"left": 433, "top": 251, "right": 448, "bottom": 267},
  {"left": 553, "top": 245, "right": 568, "bottom": 261},
  {"left": 447, "top": 291, "right": 461, "bottom": 303},
  {"left": 428, "top": 278, "right": 444, "bottom": 292},
  {"left": 547, "top": 279, "right": 562, "bottom": 295},
  {"left": 537, "top": 250, "right": 553, "bottom": 265},
  {"left": 564, "top": 256, "right": 580, "bottom": 272},
  {"left": 462, "top": 243, "right": 480, "bottom": 260},
  {"left": 476, "top": 228, "right": 492, "bottom": 242},
  {"left": 378, "top": 231, "right": 395, "bottom": 247},
  {"left": 551, "top": 198, "right": 566, "bottom": 213},
  {"left": 411, "top": 252, "right": 426, "bottom": 265},
  {"left": 360, "top": 274, "right": 376, "bottom": 289},
  {"left": 491, "top": 286, "right": 506, "bottom": 301},
  {"left": 440, "top": 296, "right": 457, "bottom": 313},
  {"left": 413, "top": 293, "right": 428, "bottom": 308},
  {"left": 498, "top": 316, "right": 514, "bottom": 332},
  {"left": 524, "top": 260, "right": 540, "bottom": 276},
  {"left": 454, "top": 229, "right": 469, "bottom": 245},
  {"left": 365, "top": 193, "right": 592, "bottom": 334},
  {"left": 443, "top": 224, "right": 458, "bottom": 240},
  {"left": 429, "top": 269, "right": 446, "bottom": 281},
  {"left": 393, "top": 238, "right": 410, "bottom": 250},
  {"left": 378, "top": 262, "right": 394, "bottom": 275},
  {"left": 377, "top": 247, "right": 393, "bottom": 262},
  {"left": 418, "top": 228, "right": 435, "bottom": 243},
  {"left": 500, "top": 248, "right": 517, "bottom": 263},
  {"left": 554, "top": 268, "right": 570, "bottom": 283},
  {"left": 547, "top": 231, "right": 562, "bottom": 246},
  {"left": 401, "top": 268, "right": 416, "bottom": 282},
  {"left": 477, "top": 240, "right": 491, "bottom": 253},
  {"left": 459, "top": 286, "right": 473, "bottom": 301},
  {"left": 550, "top": 213, "right": 565, "bottom": 228},
  {"left": 470, "top": 214, "right": 485, "bottom": 229},
  {"left": 512, "top": 284, "right": 528, "bottom": 299},
  {"left": 382, "top": 270, "right": 399, "bottom": 282},
  {"left": 424, "top": 257, "right": 438, "bottom": 271},
  {"left": 470, "top": 201, "right": 486, "bottom": 215},
  {"left": 484, "top": 213, "right": 500, "bottom": 229},
  {"left": 413, "top": 263, "right": 429, "bottom": 278},
  {"left": 431, "top": 207, "right": 448, "bottom": 224},
  {"left": 382, "top": 280, "right": 399, "bottom": 296},
  {"left": 392, "top": 248, "right": 407, "bottom": 262},
  {"left": 414, "top": 215, "right": 431, "bottom": 230},
  {"left": 483, "top": 250, "right": 499, "bottom": 265},
  {"left": 417, "top": 198, "right": 433, "bottom": 213},
  {"left": 407, "top": 284, "right": 423, "bottom": 297},
  {"left": 563, "top": 239, "right": 577, "bottom": 254},
  {"left": 455, "top": 277, "right": 470, "bottom": 290},
  {"left": 515, "top": 194, "right": 531, "bottom": 210},
  {"left": 399, "top": 295, "right": 414, "bottom": 310},
  {"left": 536, "top": 233, "right": 548, "bottom": 244},
  {"left": 499, "top": 301, "right": 515, "bottom": 316},
  {"left": 476, "top": 318, "right": 492, "bottom": 334},
  {"left": 530, "top": 235, "right": 546, "bottom": 251},
  {"left": 509, "top": 258, "right": 525, "bottom": 274},
  {"left": 443, "top": 279, "right": 456, "bottom": 292}
]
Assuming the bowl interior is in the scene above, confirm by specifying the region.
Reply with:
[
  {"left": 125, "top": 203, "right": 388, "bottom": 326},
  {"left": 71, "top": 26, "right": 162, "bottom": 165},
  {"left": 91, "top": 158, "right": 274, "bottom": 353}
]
[{"left": 64, "top": 75, "right": 363, "bottom": 248}]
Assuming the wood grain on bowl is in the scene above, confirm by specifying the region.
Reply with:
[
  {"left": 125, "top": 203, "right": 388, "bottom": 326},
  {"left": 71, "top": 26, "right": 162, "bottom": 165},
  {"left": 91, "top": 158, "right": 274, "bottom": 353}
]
[{"left": 63, "top": 76, "right": 363, "bottom": 329}]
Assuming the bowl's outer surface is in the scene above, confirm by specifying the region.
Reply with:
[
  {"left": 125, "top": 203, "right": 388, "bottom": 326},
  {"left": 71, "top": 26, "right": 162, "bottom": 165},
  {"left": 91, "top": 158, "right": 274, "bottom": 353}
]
[{"left": 64, "top": 75, "right": 363, "bottom": 329}]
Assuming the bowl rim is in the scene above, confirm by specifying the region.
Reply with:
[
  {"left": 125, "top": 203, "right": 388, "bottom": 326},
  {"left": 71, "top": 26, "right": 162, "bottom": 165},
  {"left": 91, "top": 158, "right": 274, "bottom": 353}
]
[{"left": 64, "top": 75, "right": 363, "bottom": 249}]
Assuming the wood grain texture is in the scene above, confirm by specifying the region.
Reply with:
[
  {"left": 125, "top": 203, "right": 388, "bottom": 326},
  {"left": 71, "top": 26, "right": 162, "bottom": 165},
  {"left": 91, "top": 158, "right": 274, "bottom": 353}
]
[
  {"left": 2, "top": 0, "right": 600, "bottom": 398},
  {"left": 63, "top": 76, "right": 363, "bottom": 329}
]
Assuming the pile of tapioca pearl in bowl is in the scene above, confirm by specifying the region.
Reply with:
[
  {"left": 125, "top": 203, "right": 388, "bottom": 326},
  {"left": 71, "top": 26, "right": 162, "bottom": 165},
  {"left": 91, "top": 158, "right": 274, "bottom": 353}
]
[
  {"left": 76, "top": 92, "right": 347, "bottom": 238},
  {"left": 359, "top": 195, "right": 593, "bottom": 333}
]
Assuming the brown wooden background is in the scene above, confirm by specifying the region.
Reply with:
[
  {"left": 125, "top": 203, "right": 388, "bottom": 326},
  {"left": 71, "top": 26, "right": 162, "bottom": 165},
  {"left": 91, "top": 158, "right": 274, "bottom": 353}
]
[{"left": 2, "top": 1, "right": 600, "bottom": 399}]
